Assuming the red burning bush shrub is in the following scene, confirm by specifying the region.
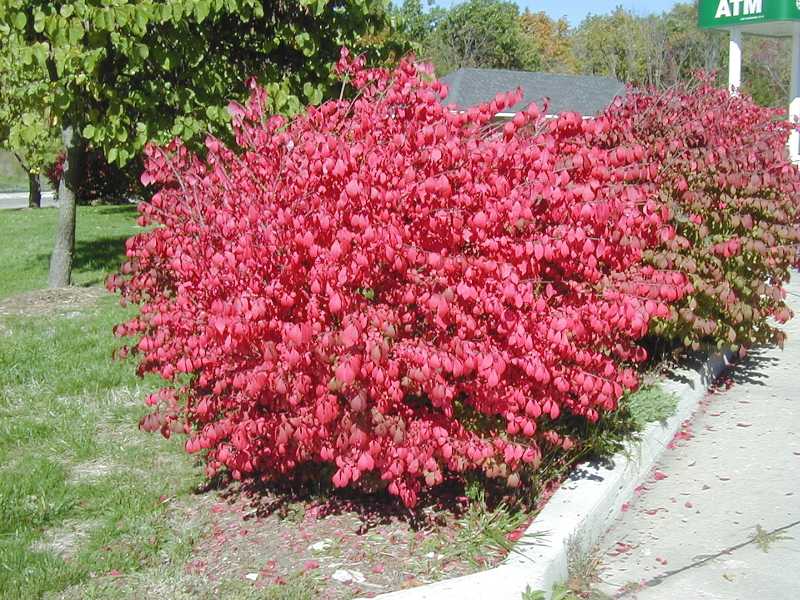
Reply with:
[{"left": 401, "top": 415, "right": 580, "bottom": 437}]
[
  {"left": 593, "top": 79, "right": 800, "bottom": 350},
  {"left": 45, "top": 147, "right": 143, "bottom": 204},
  {"left": 43, "top": 155, "right": 64, "bottom": 192},
  {"left": 110, "top": 53, "right": 686, "bottom": 506}
]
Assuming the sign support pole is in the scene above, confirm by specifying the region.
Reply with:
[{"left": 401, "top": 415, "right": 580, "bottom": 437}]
[
  {"left": 729, "top": 27, "right": 742, "bottom": 94},
  {"left": 697, "top": 1, "right": 800, "bottom": 163},
  {"left": 790, "top": 23, "right": 800, "bottom": 162}
]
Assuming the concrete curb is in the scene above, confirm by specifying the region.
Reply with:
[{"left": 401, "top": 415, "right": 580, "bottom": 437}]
[{"left": 375, "top": 350, "right": 734, "bottom": 600}]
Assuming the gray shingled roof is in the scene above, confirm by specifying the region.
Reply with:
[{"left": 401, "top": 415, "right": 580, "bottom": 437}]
[{"left": 440, "top": 68, "right": 627, "bottom": 117}]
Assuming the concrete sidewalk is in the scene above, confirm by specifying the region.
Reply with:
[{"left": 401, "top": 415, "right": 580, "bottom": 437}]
[{"left": 594, "top": 277, "right": 800, "bottom": 599}]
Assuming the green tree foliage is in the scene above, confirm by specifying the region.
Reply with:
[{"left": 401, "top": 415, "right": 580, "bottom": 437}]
[
  {"left": 660, "top": 2, "right": 727, "bottom": 84},
  {"left": 0, "top": 35, "right": 60, "bottom": 207},
  {"left": 0, "top": 0, "right": 391, "bottom": 286},
  {"left": 570, "top": 1, "right": 788, "bottom": 107},
  {"left": 391, "top": 0, "right": 442, "bottom": 51},
  {"left": 743, "top": 36, "right": 790, "bottom": 107},
  {"left": 391, "top": 1, "right": 790, "bottom": 107},
  {"left": 572, "top": 8, "right": 640, "bottom": 82},
  {"left": 416, "top": 0, "right": 540, "bottom": 76},
  {"left": 518, "top": 10, "right": 576, "bottom": 74},
  {"left": 1, "top": 0, "right": 390, "bottom": 164},
  {"left": 393, "top": 1, "right": 787, "bottom": 106}
]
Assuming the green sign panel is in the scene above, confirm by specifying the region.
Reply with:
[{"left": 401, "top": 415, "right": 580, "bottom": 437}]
[{"left": 698, "top": 0, "right": 800, "bottom": 29}]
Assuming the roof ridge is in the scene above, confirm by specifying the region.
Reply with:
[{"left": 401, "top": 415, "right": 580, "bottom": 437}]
[
  {"left": 438, "top": 68, "right": 626, "bottom": 117},
  {"left": 445, "top": 67, "right": 623, "bottom": 84}
]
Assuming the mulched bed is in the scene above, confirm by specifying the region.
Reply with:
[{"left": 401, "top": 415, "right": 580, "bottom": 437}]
[
  {"left": 0, "top": 286, "right": 106, "bottom": 318},
  {"left": 170, "top": 481, "right": 521, "bottom": 599}
]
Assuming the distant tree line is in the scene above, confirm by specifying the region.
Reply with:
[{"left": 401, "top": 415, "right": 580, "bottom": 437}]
[{"left": 392, "top": 0, "right": 791, "bottom": 107}]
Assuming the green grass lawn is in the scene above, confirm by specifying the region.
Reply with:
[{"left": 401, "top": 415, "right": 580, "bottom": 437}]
[
  {"left": 0, "top": 150, "right": 54, "bottom": 193},
  {"left": 0, "top": 205, "right": 141, "bottom": 298},
  {"left": 0, "top": 205, "right": 205, "bottom": 598},
  {"left": 0, "top": 151, "right": 29, "bottom": 193},
  {"left": 0, "top": 172, "right": 29, "bottom": 192},
  {"left": 0, "top": 301, "right": 203, "bottom": 599}
]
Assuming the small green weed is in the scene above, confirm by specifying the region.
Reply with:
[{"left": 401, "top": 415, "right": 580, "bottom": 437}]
[
  {"left": 277, "top": 500, "right": 307, "bottom": 524},
  {"left": 520, "top": 583, "right": 595, "bottom": 600},
  {"left": 520, "top": 536, "right": 614, "bottom": 600},
  {"left": 564, "top": 537, "right": 612, "bottom": 599},
  {"left": 752, "top": 524, "right": 793, "bottom": 553},
  {"left": 444, "top": 484, "right": 527, "bottom": 567},
  {"left": 521, "top": 586, "right": 546, "bottom": 600},
  {"left": 551, "top": 583, "right": 581, "bottom": 600},
  {"left": 624, "top": 384, "right": 678, "bottom": 427}
]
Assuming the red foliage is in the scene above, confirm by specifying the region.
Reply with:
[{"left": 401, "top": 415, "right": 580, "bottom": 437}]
[
  {"left": 43, "top": 155, "right": 64, "bottom": 192},
  {"left": 110, "top": 53, "right": 686, "bottom": 506},
  {"left": 592, "top": 78, "right": 800, "bottom": 350},
  {"left": 45, "top": 147, "right": 142, "bottom": 204}
]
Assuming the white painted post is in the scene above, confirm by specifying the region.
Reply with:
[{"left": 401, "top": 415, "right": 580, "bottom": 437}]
[
  {"left": 729, "top": 27, "right": 742, "bottom": 95},
  {"left": 789, "top": 24, "right": 800, "bottom": 163}
]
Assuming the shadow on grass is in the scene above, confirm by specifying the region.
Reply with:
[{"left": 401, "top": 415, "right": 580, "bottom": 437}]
[
  {"left": 90, "top": 203, "right": 140, "bottom": 216},
  {"left": 73, "top": 235, "right": 132, "bottom": 282},
  {"left": 33, "top": 234, "right": 132, "bottom": 287}
]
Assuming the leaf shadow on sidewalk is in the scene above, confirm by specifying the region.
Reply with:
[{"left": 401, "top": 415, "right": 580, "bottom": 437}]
[
  {"left": 567, "top": 459, "right": 615, "bottom": 484},
  {"left": 658, "top": 350, "right": 719, "bottom": 389},
  {"left": 663, "top": 347, "right": 778, "bottom": 391},
  {"left": 709, "top": 349, "right": 779, "bottom": 390}
]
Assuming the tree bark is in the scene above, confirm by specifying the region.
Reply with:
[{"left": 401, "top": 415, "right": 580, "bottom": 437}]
[
  {"left": 48, "top": 126, "right": 83, "bottom": 288},
  {"left": 28, "top": 172, "right": 41, "bottom": 208}
]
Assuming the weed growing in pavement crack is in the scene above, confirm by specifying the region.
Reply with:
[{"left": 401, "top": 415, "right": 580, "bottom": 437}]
[{"left": 753, "top": 524, "right": 793, "bottom": 553}]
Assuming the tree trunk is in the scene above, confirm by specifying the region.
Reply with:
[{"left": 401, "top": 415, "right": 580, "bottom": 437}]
[
  {"left": 48, "top": 126, "right": 83, "bottom": 288},
  {"left": 28, "top": 172, "right": 41, "bottom": 208}
]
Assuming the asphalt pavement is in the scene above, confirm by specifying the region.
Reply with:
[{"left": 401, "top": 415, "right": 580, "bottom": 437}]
[{"left": 0, "top": 191, "right": 58, "bottom": 210}]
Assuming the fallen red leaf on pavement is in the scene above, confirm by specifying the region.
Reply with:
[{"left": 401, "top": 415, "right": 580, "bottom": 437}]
[{"left": 644, "top": 508, "right": 667, "bottom": 516}]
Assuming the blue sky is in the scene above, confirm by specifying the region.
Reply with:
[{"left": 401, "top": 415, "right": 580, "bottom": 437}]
[{"left": 432, "top": 1, "right": 685, "bottom": 26}]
